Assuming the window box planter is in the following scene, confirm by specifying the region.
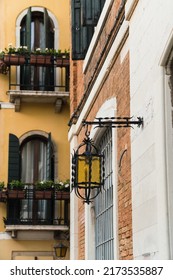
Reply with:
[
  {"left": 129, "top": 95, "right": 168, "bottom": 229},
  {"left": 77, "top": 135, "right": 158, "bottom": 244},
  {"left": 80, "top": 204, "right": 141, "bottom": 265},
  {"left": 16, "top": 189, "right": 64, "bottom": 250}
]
[
  {"left": 3, "top": 54, "right": 26, "bottom": 65},
  {"left": 55, "top": 191, "right": 70, "bottom": 200},
  {"left": 7, "top": 190, "right": 26, "bottom": 199},
  {"left": 30, "top": 54, "right": 52, "bottom": 66},
  {"left": 0, "top": 190, "right": 7, "bottom": 201},
  {"left": 34, "top": 190, "right": 53, "bottom": 199},
  {"left": 56, "top": 54, "right": 69, "bottom": 67}
]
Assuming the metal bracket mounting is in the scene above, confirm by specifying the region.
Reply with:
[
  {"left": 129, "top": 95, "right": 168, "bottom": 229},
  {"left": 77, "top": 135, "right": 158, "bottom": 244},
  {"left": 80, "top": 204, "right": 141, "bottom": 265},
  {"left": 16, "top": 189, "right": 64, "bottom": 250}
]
[{"left": 82, "top": 116, "right": 143, "bottom": 129}]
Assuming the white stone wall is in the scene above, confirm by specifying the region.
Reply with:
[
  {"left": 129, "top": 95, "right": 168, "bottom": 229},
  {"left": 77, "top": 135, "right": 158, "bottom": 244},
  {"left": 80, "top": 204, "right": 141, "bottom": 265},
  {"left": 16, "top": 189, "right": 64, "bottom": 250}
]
[{"left": 127, "top": 0, "right": 173, "bottom": 259}]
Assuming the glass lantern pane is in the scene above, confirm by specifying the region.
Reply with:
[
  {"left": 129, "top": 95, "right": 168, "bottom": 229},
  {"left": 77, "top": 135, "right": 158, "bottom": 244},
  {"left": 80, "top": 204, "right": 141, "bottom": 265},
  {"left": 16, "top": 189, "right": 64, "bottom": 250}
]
[{"left": 77, "top": 155, "right": 101, "bottom": 186}]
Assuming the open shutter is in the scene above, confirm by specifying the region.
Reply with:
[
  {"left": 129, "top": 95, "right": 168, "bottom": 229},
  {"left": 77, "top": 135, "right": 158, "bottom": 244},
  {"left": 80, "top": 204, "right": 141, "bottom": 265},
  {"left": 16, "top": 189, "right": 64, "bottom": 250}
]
[
  {"left": 25, "top": 7, "right": 31, "bottom": 51},
  {"left": 46, "top": 133, "right": 52, "bottom": 180},
  {"left": 81, "top": 0, "right": 106, "bottom": 26},
  {"left": 44, "top": 8, "right": 52, "bottom": 48},
  {"left": 21, "top": 7, "right": 32, "bottom": 90},
  {"left": 8, "top": 134, "right": 20, "bottom": 183},
  {"left": 71, "top": 0, "right": 94, "bottom": 60},
  {"left": 44, "top": 8, "right": 54, "bottom": 90}
]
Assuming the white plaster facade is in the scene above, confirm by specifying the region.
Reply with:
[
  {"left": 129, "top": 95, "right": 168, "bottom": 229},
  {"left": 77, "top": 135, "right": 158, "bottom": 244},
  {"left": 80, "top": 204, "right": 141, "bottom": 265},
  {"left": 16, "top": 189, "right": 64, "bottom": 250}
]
[{"left": 127, "top": 0, "right": 173, "bottom": 259}]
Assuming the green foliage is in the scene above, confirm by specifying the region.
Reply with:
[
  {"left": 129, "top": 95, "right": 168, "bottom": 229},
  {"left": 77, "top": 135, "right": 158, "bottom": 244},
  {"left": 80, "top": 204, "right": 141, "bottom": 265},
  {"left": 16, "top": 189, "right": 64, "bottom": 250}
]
[
  {"left": 9, "top": 180, "right": 24, "bottom": 189},
  {"left": 0, "top": 181, "right": 4, "bottom": 190},
  {"left": 36, "top": 180, "right": 54, "bottom": 190}
]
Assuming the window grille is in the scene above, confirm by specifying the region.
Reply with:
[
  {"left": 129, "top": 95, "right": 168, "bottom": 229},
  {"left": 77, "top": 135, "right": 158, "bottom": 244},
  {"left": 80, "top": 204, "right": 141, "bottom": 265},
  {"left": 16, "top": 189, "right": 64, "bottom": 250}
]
[{"left": 95, "top": 128, "right": 114, "bottom": 260}]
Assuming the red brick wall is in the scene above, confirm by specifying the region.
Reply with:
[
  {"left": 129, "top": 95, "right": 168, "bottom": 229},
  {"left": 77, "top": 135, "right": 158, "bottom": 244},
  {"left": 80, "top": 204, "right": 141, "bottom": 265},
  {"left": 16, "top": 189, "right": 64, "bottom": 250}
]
[{"left": 70, "top": 0, "right": 133, "bottom": 260}]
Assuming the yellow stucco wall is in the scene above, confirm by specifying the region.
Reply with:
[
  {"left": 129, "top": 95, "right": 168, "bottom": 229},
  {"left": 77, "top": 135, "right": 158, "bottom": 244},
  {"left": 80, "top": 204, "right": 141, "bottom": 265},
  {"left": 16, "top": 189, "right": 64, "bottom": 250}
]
[
  {"left": 0, "top": 0, "right": 70, "bottom": 51},
  {"left": 0, "top": 0, "right": 70, "bottom": 260},
  {"left": 0, "top": 103, "right": 70, "bottom": 184}
]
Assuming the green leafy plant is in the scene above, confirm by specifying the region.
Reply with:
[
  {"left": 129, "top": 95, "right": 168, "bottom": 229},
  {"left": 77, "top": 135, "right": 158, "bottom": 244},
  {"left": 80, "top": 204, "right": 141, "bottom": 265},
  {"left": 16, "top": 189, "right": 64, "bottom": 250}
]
[
  {"left": 0, "top": 181, "right": 5, "bottom": 190},
  {"left": 5, "top": 43, "right": 29, "bottom": 55},
  {"left": 54, "top": 179, "right": 70, "bottom": 191},
  {"left": 36, "top": 180, "right": 54, "bottom": 190},
  {"left": 32, "top": 47, "right": 69, "bottom": 56},
  {"left": 1, "top": 44, "right": 70, "bottom": 58},
  {"left": 9, "top": 180, "right": 24, "bottom": 190},
  {"left": 0, "top": 50, "right": 5, "bottom": 59}
]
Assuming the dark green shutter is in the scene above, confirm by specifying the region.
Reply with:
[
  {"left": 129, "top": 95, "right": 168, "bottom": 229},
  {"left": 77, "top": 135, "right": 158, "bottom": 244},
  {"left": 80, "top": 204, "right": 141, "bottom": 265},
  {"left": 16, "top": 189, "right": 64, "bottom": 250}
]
[
  {"left": 44, "top": 8, "right": 51, "bottom": 48},
  {"left": 26, "top": 7, "right": 31, "bottom": 51},
  {"left": 44, "top": 8, "right": 54, "bottom": 90},
  {"left": 21, "top": 7, "right": 32, "bottom": 90},
  {"left": 81, "top": 0, "right": 106, "bottom": 26},
  {"left": 71, "top": 0, "right": 94, "bottom": 60},
  {"left": 46, "top": 133, "right": 52, "bottom": 180},
  {"left": 8, "top": 134, "right": 20, "bottom": 183}
]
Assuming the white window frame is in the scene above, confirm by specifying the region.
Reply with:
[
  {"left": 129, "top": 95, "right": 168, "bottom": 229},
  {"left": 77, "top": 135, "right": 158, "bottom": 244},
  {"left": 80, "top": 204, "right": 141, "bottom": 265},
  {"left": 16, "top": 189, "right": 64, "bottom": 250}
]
[{"left": 85, "top": 97, "right": 119, "bottom": 260}]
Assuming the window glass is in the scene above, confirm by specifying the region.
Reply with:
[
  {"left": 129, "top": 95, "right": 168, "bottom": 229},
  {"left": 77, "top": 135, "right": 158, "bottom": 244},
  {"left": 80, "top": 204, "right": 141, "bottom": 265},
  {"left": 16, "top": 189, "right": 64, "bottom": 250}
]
[
  {"left": 21, "top": 139, "right": 47, "bottom": 183},
  {"left": 20, "top": 9, "right": 54, "bottom": 90},
  {"left": 95, "top": 128, "right": 114, "bottom": 259}
]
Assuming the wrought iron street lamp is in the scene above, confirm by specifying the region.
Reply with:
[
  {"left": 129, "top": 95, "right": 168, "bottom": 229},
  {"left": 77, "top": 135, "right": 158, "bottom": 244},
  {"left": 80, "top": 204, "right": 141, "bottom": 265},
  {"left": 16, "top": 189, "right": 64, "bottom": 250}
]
[
  {"left": 71, "top": 116, "right": 143, "bottom": 204},
  {"left": 71, "top": 127, "right": 105, "bottom": 204}
]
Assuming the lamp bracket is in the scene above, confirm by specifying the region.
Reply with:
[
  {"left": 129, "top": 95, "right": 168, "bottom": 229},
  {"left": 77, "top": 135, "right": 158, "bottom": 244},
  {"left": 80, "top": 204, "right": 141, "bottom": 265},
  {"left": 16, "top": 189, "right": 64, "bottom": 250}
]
[{"left": 82, "top": 116, "right": 143, "bottom": 129}]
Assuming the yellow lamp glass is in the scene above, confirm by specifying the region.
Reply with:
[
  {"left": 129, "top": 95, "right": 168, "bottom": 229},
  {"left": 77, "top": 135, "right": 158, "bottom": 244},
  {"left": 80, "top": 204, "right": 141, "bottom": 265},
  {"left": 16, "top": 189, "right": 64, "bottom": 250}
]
[
  {"left": 77, "top": 155, "right": 101, "bottom": 187},
  {"left": 54, "top": 243, "right": 67, "bottom": 258}
]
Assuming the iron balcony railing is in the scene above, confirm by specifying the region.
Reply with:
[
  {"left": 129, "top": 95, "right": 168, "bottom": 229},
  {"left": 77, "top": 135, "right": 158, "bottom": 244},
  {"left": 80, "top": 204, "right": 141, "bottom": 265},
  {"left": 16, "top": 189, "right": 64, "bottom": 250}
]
[
  {"left": 8, "top": 65, "right": 69, "bottom": 92},
  {"left": 2, "top": 185, "right": 70, "bottom": 226},
  {"left": 3, "top": 53, "right": 70, "bottom": 92}
]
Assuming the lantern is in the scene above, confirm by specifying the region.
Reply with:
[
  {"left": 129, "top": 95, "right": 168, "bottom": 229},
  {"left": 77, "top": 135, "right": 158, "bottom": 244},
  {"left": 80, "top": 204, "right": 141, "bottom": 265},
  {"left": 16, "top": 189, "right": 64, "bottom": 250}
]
[
  {"left": 54, "top": 242, "right": 68, "bottom": 258},
  {"left": 71, "top": 133, "right": 104, "bottom": 204}
]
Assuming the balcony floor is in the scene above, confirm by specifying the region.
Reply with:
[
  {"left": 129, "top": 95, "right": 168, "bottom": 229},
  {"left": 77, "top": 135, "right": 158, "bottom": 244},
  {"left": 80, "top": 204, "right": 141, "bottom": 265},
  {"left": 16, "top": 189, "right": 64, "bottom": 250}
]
[
  {"left": 5, "top": 224, "right": 69, "bottom": 231},
  {"left": 7, "top": 90, "right": 69, "bottom": 112}
]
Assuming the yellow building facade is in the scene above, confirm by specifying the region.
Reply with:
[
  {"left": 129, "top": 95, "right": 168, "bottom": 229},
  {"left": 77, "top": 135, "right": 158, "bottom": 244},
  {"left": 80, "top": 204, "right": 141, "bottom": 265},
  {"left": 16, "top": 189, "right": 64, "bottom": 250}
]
[{"left": 0, "top": 0, "right": 70, "bottom": 260}]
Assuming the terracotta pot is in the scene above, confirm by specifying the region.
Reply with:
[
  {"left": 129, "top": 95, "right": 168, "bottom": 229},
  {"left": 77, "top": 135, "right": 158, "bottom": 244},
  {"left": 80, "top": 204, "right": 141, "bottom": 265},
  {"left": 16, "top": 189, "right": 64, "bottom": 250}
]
[
  {"left": 7, "top": 190, "right": 26, "bottom": 199},
  {"left": 3, "top": 54, "right": 26, "bottom": 65},
  {"left": 55, "top": 191, "right": 70, "bottom": 200},
  {"left": 34, "top": 190, "right": 53, "bottom": 199},
  {"left": 56, "top": 57, "right": 69, "bottom": 67},
  {"left": 30, "top": 54, "right": 52, "bottom": 66},
  {"left": 0, "top": 191, "right": 7, "bottom": 200}
]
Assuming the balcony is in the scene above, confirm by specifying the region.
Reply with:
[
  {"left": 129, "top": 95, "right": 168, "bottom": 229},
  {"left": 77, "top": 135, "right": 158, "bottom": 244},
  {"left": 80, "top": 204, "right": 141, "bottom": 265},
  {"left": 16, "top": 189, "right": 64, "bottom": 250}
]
[
  {"left": 3, "top": 53, "right": 70, "bottom": 112},
  {"left": 1, "top": 185, "right": 70, "bottom": 238}
]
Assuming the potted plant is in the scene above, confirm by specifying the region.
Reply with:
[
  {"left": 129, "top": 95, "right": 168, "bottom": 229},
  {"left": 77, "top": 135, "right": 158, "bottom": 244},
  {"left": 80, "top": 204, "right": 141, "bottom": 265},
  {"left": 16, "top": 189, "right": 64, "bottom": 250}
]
[
  {"left": 35, "top": 180, "right": 54, "bottom": 199},
  {"left": 0, "top": 181, "right": 6, "bottom": 201},
  {"left": 55, "top": 179, "right": 70, "bottom": 200},
  {"left": 7, "top": 180, "right": 25, "bottom": 199},
  {"left": 0, "top": 50, "right": 8, "bottom": 74},
  {"left": 55, "top": 49, "right": 70, "bottom": 67},
  {"left": 3, "top": 44, "right": 28, "bottom": 65}
]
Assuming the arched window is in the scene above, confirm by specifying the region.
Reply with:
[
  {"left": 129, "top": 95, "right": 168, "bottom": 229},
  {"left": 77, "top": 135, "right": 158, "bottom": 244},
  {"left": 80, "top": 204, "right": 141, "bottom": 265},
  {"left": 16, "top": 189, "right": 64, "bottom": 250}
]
[
  {"left": 8, "top": 133, "right": 54, "bottom": 183},
  {"left": 7, "top": 133, "right": 55, "bottom": 225},
  {"left": 21, "top": 136, "right": 54, "bottom": 184},
  {"left": 19, "top": 7, "right": 55, "bottom": 90}
]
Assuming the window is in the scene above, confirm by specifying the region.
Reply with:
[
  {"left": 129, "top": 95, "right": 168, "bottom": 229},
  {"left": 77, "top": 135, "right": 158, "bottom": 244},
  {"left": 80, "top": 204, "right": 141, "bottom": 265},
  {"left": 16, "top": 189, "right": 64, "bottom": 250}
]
[
  {"left": 20, "top": 7, "right": 54, "bottom": 90},
  {"left": 71, "top": 0, "right": 105, "bottom": 60},
  {"left": 95, "top": 128, "right": 114, "bottom": 259},
  {"left": 8, "top": 133, "right": 53, "bottom": 183},
  {"left": 21, "top": 137, "right": 49, "bottom": 183},
  {"left": 7, "top": 133, "right": 55, "bottom": 225}
]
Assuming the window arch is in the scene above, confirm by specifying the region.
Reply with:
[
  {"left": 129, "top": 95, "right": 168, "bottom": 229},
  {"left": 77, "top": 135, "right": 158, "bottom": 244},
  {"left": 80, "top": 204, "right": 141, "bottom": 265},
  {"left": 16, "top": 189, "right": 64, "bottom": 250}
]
[
  {"left": 8, "top": 132, "right": 54, "bottom": 183},
  {"left": 15, "top": 7, "right": 59, "bottom": 91},
  {"left": 16, "top": 7, "right": 59, "bottom": 50}
]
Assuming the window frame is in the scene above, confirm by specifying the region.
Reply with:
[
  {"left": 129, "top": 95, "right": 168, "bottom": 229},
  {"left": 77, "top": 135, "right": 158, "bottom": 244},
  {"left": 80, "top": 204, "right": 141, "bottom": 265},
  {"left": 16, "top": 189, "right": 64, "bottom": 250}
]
[{"left": 15, "top": 7, "right": 59, "bottom": 90}]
